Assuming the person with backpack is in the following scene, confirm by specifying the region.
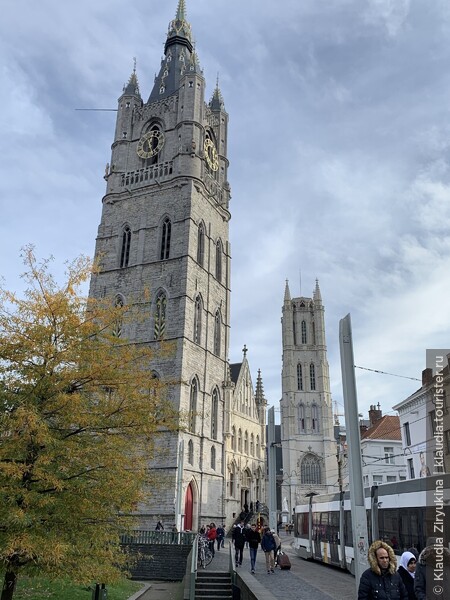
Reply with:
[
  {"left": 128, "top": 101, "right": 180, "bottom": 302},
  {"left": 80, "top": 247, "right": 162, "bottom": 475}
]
[
  {"left": 261, "top": 527, "right": 277, "bottom": 574},
  {"left": 232, "top": 521, "right": 246, "bottom": 566}
]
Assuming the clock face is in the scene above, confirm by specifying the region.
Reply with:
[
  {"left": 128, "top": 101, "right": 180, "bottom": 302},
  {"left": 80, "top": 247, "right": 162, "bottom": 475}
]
[
  {"left": 136, "top": 130, "right": 165, "bottom": 159},
  {"left": 204, "top": 138, "right": 219, "bottom": 171}
]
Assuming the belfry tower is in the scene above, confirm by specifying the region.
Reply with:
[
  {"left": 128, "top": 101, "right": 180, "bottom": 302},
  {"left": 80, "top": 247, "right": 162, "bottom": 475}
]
[
  {"left": 89, "top": 1, "right": 231, "bottom": 529},
  {"left": 280, "top": 280, "right": 336, "bottom": 516}
]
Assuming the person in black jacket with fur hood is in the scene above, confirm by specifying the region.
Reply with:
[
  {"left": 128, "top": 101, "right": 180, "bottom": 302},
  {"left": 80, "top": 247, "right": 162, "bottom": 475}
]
[
  {"left": 415, "top": 537, "right": 450, "bottom": 600},
  {"left": 358, "top": 540, "right": 408, "bottom": 600}
]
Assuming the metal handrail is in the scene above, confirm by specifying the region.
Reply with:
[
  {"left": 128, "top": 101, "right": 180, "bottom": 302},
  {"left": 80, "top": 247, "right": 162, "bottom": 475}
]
[{"left": 189, "top": 535, "right": 199, "bottom": 600}]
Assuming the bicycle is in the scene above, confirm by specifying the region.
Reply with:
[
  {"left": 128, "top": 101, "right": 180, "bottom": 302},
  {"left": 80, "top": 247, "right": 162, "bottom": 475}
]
[{"left": 197, "top": 535, "right": 213, "bottom": 568}]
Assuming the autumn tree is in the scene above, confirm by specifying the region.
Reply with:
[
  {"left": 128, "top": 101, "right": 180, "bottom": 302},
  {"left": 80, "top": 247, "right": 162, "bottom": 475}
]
[{"left": 0, "top": 247, "right": 178, "bottom": 600}]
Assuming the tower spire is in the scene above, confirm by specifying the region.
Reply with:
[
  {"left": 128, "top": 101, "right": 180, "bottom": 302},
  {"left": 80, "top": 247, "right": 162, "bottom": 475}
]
[
  {"left": 313, "top": 278, "right": 322, "bottom": 302},
  {"left": 122, "top": 58, "right": 141, "bottom": 97},
  {"left": 255, "top": 369, "right": 267, "bottom": 407},
  {"left": 210, "top": 73, "right": 225, "bottom": 111},
  {"left": 284, "top": 279, "right": 291, "bottom": 303},
  {"left": 166, "top": 0, "right": 193, "bottom": 52}
]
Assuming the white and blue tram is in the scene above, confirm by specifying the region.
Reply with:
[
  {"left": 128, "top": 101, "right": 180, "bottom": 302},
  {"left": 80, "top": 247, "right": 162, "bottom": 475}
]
[{"left": 293, "top": 474, "right": 450, "bottom": 574}]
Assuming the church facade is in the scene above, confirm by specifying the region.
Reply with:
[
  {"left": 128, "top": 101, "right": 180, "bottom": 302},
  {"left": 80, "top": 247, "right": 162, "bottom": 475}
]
[
  {"left": 88, "top": 1, "right": 266, "bottom": 530},
  {"left": 280, "top": 281, "right": 337, "bottom": 517}
]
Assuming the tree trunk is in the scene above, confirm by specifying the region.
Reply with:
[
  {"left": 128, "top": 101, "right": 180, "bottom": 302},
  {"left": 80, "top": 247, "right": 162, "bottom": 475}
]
[{"left": 1, "top": 571, "right": 17, "bottom": 600}]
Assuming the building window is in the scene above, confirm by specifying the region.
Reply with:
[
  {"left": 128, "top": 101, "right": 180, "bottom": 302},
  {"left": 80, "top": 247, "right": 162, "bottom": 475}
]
[
  {"left": 297, "top": 364, "right": 303, "bottom": 391},
  {"left": 215, "top": 239, "right": 222, "bottom": 282},
  {"left": 301, "top": 320, "right": 307, "bottom": 344},
  {"left": 408, "top": 458, "right": 415, "bottom": 479},
  {"left": 238, "top": 429, "right": 242, "bottom": 452},
  {"left": 229, "top": 470, "right": 235, "bottom": 496},
  {"left": 197, "top": 222, "right": 205, "bottom": 267},
  {"left": 154, "top": 292, "right": 167, "bottom": 340},
  {"left": 384, "top": 446, "right": 394, "bottom": 465},
  {"left": 404, "top": 422, "right": 411, "bottom": 446},
  {"left": 298, "top": 404, "right": 305, "bottom": 433},
  {"left": 386, "top": 476, "right": 397, "bottom": 482},
  {"left": 160, "top": 217, "right": 171, "bottom": 260},
  {"left": 244, "top": 431, "right": 248, "bottom": 454},
  {"left": 213, "top": 311, "right": 221, "bottom": 356},
  {"left": 211, "top": 389, "right": 219, "bottom": 440},
  {"left": 311, "top": 404, "right": 319, "bottom": 432},
  {"left": 211, "top": 446, "right": 216, "bottom": 470},
  {"left": 312, "top": 321, "right": 316, "bottom": 344},
  {"left": 301, "top": 454, "right": 321, "bottom": 485},
  {"left": 310, "top": 363, "right": 316, "bottom": 391},
  {"left": 120, "top": 225, "right": 131, "bottom": 268},
  {"left": 189, "top": 379, "right": 198, "bottom": 433},
  {"left": 256, "top": 435, "right": 260, "bottom": 458},
  {"left": 193, "top": 296, "right": 202, "bottom": 344},
  {"left": 231, "top": 426, "right": 236, "bottom": 451},
  {"left": 188, "top": 439, "right": 194, "bottom": 465},
  {"left": 250, "top": 433, "right": 254, "bottom": 456},
  {"left": 373, "top": 475, "right": 383, "bottom": 485}
]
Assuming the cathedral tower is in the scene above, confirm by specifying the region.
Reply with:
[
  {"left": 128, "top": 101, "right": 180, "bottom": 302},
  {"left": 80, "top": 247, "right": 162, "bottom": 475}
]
[
  {"left": 89, "top": 1, "right": 231, "bottom": 529},
  {"left": 280, "top": 280, "right": 336, "bottom": 516}
]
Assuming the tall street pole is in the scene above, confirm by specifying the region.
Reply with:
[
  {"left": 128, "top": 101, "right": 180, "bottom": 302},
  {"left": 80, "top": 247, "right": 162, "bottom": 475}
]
[
  {"left": 339, "top": 314, "right": 369, "bottom": 585},
  {"left": 267, "top": 406, "right": 277, "bottom": 530}
]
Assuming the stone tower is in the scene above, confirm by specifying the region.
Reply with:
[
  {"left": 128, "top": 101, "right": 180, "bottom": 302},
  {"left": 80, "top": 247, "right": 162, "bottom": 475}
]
[
  {"left": 280, "top": 280, "right": 336, "bottom": 517},
  {"left": 88, "top": 1, "right": 231, "bottom": 529}
]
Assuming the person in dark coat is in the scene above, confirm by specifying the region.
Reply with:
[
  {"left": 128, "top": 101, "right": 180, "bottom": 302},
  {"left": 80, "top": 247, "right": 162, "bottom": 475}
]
[
  {"left": 415, "top": 537, "right": 450, "bottom": 600},
  {"left": 261, "top": 527, "right": 277, "bottom": 574},
  {"left": 358, "top": 540, "right": 408, "bottom": 600},
  {"left": 246, "top": 523, "right": 261, "bottom": 574},
  {"left": 232, "top": 522, "right": 246, "bottom": 566},
  {"left": 398, "top": 551, "right": 417, "bottom": 600},
  {"left": 216, "top": 524, "right": 225, "bottom": 551}
]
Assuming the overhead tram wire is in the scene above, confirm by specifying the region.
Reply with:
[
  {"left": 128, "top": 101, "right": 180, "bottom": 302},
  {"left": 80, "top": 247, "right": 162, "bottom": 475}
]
[{"left": 354, "top": 365, "right": 421, "bottom": 381}]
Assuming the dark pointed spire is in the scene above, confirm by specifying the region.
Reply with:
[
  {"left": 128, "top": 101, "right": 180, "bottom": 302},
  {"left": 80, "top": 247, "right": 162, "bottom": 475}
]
[
  {"left": 313, "top": 278, "right": 322, "bottom": 302},
  {"left": 122, "top": 58, "right": 141, "bottom": 97},
  {"left": 255, "top": 369, "right": 267, "bottom": 406},
  {"left": 209, "top": 74, "right": 225, "bottom": 111},
  {"left": 166, "top": 0, "right": 193, "bottom": 53}
]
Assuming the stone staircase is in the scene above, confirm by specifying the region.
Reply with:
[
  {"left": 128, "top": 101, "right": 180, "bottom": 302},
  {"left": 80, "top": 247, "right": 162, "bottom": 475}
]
[{"left": 195, "top": 571, "right": 232, "bottom": 600}]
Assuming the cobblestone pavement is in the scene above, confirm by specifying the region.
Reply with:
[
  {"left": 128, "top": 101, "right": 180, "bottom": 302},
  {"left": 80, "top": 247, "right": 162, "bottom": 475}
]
[{"left": 210, "top": 533, "right": 356, "bottom": 600}]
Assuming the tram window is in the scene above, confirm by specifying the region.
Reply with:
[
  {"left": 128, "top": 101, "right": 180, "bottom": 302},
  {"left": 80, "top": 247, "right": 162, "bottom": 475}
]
[
  {"left": 301, "top": 513, "right": 309, "bottom": 536},
  {"left": 379, "top": 509, "right": 400, "bottom": 549},
  {"left": 400, "top": 510, "right": 420, "bottom": 552}
]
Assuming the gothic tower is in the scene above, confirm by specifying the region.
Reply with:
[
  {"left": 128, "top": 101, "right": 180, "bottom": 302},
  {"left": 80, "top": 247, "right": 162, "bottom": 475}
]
[
  {"left": 89, "top": 1, "right": 231, "bottom": 529},
  {"left": 280, "top": 280, "right": 336, "bottom": 516}
]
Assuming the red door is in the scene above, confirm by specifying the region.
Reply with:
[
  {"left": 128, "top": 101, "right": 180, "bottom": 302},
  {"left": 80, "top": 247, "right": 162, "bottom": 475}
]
[{"left": 184, "top": 483, "right": 193, "bottom": 531}]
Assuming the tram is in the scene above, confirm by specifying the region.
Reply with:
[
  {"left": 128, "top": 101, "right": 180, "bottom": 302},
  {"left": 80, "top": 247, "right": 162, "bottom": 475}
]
[{"left": 293, "top": 474, "right": 450, "bottom": 574}]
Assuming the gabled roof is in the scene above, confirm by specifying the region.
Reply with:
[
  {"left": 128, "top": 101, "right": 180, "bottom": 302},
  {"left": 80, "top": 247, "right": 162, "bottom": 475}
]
[
  {"left": 229, "top": 362, "right": 242, "bottom": 385},
  {"left": 361, "top": 415, "right": 401, "bottom": 441}
]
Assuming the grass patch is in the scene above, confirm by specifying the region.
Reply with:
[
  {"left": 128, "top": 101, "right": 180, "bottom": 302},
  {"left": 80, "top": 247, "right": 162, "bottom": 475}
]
[{"left": 5, "top": 575, "right": 142, "bottom": 600}]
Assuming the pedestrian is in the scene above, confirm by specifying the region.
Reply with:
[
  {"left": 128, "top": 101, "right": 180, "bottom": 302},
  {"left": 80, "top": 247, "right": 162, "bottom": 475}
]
[
  {"left": 216, "top": 524, "right": 225, "bottom": 551},
  {"left": 244, "top": 502, "right": 249, "bottom": 513},
  {"left": 221, "top": 524, "right": 226, "bottom": 548},
  {"left": 398, "top": 551, "right": 417, "bottom": 600},
  {"left": 232, "top": 521, "right": 246, "bottom": 567},
  {"left": 155, "top": 520, "right": 164, "bottom": 531},
  {"left": 255, "top": 500, "right": 260, "bottom": 512},
  {"left": 250, "top": 501, "right": 254, "bottom": 513},
  {"left": 261, "top": 526, "right": 277, "bottom": 574},
  {"left": 415, "top": 537, "right": 450, "bottom": 600},
  {"left": 272, "top": 530, "right": 281, "bottom": 566},
  {"left": 246, "top": 523, "right": 261, "bottom": 574},
  {"left": 358, "top": 540, "right": 408, "bottom": 600},
  {"left": 207, "top": 523, "right": 217, "bottom": 557}
]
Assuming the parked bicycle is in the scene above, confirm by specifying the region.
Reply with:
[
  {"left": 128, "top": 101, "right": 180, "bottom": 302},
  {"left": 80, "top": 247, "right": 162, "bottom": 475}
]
[{"left": 197, "top": 535, "right": 213, "bottom": 568}]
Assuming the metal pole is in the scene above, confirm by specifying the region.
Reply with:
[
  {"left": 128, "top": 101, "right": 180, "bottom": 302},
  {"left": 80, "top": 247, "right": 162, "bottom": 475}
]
[
  {"left": 339, "top": 314, "right": 369, "bottom": 584},
  {"left": 267, "top": 406, "right": 277, "bottom": 530},
  {"left": 175, "top": 440, "right": 184, "bottom": 532},
  {"left": 370, "top": 486, "right": 379, "bottom": 545}
]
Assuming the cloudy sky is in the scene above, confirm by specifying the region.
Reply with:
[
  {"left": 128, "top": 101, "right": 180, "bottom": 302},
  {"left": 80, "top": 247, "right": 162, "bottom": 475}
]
[{"left": 1, "top": 0, "right": 450, "bottom": 423}]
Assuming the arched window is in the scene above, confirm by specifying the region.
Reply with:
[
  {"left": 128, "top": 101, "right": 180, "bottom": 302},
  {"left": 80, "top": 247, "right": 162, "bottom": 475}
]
[
  {"left": 211, "top": 446, "right": 216, "bottom": 470},
  {"left": 231, "top": 426, "right": 236, "bottom": 451},
  {"left": 188, "top": 439, "right": 194, "bottom": 465},
  {"left": 297, "top": 363, "right": 303, "bottom": 391},
  {"left": 301, "top": 320, "right": 307, "bottom": 344},
  {"left": 310, "top": 363, "right": 316, "bottom": 391},
  {"left": 301, "top": 454, "right": 321, "bottom": 485},
  {"left": 112, "top": 295, "right": 124, "bottom": 338},
  {"left": 312, "top": 321, "right": 316, "bottom": 345},
  {"left": 244, "top": 431, "right": 249, "bottom": 454},
  {"left": 211, "top": 389, "right": 219, "bottom": 440},
  {"left": 215, "top": 239, "right": 222, "bottom": 282},
  {"left": 197, "top": 222, "right": 205, "bottom": 267},
  {"left": 256, "top": 435, "right": 260, "bottom": 458},
  {"left": 193, "top": 296, "right": 202, "bottom": 344},
  {"left": 312, "top": 404, "right": 319, "bottom": 432},
  {"left": 120, "top": 226, "right": 131, "bottom": 268},
  {"left": 154, "top": 291, "right": 167, "bottom": 340},
  {"left": 298, "top": 404, "right": 305, "bottom": 433},
  {"left": 229, "top": 468, "right": 235, "bottom": 496},
  {"left": 292, "top": 309, "right": 297, "bottom": 345},
  {"left": 213, "top": 310, "right": 221, "bottom": 356},
  {"left": 250, "top": 433, "right": 254, "bottom": 456},
  {"left": 189, "top": 378, "right": 198, "bottom": 433},
  {"left": 238, "top": 429, "right": 242, "bottom": 452},
  {"left": 160, "top": 217, "right": 171, "bottom": 260}
]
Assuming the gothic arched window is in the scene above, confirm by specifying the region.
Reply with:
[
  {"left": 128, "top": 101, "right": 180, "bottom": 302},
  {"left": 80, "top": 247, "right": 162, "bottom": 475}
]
[
  {"left": 189, "top": 378, "right": 198, "bottom": 433},
  {"left": 312, "top": 321, "right": 316, "bottom": 345},
  {"left": 297, "top": 363, "right": 303, "bottom": 391},
  {"left": 231, "top": 426, "right": 236, "bottom": 451},
  {"left": 301, "top": 454, "right": 321, "bottom": 485},
  {"left": 312, "top": 404, "right": 319, "bottom": 432},
  {"left": 250, "top": 433, "right": 255, "bottom": 456},
  {"left": 154, "top": 292, "right": 167, "bottom": 340},
  {"left": 193, "top": 295, "right": 202, "bottom": 344},
  {"left": 301, "top": 320, "right": 307, "bottom": 344},
  {"left": 197, "top": 222, "right": 205, "bottom": 267},
  {"left": 211, "top": 446, "right": 216, "bottom": 470},
  {"left": 211, "top": 389, "right": 219, "bottom": 440},
  {"left": 298, "top": 404, "right": 305, "bottom": 433},
  {"left": 229, "top": 467, "right": 235, "bottom": 496},
  {"left": 213, "top": 310, "right": 221, "bottom": 356},
  {"left": 160, "top": 217, "right": 171, "bottom": 260},
  {"left": 215, "top": 239, "right": 222, "bottom": 282},
  {"left": 188, "top": 439, "right": 194, "bottom": 465},
  {"left": 112, "top": 295, "right": 124, "bottom": 338},
  {"left": 256, "top": 435, "right": 260, "bottom": 458},
  {"left": 310, "top": 363, "right": 316, "bottom": 391},
  {"left": 244, "top": 431, "right": 249, "bottom": 454},
  {"left": 120, "top": 225, "right": 131, "bottom": 268},
  {"left": 238, "top": 429, "right": 242, "bottom": 452}
]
